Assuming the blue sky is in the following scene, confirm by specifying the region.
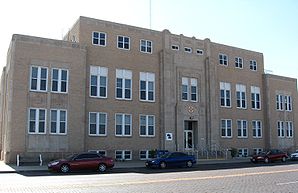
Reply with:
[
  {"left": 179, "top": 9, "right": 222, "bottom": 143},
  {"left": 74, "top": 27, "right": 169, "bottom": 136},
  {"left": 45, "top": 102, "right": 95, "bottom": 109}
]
[{"left": 0, "top": 0, "right": 297, "bottom": 81}]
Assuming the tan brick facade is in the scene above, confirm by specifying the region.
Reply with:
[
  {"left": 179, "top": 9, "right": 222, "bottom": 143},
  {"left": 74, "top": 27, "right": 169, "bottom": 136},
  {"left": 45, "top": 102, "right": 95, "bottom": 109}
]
[{"left": 0, "top": 16, "right": 297, "bottom": 163}]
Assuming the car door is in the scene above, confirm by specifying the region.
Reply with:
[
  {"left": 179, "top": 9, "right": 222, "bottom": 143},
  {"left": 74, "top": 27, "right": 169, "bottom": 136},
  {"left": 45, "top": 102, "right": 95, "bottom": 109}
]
[
  {"left": 70, "top": 154, "right": 89, "bottom": 171},
  {"left": 166, "top": 153, "right": 180, "bottom": 167}
]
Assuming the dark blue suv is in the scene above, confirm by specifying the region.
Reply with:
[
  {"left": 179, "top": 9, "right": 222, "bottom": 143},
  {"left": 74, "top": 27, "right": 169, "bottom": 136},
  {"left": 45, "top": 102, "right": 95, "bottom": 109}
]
[{"left": 145, "top": 152, "right": 196, "bottom": 169}]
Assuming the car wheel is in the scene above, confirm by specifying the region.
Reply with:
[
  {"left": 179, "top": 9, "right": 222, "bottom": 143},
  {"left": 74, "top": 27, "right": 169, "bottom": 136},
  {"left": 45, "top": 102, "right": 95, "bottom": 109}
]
[
  {"left": 60, "top": 164, "right": 70, "bottom": 173},
  {"left": 98, "top": 163, "right": 107, "bottom": 172},
  {"left": 160, "top": 162, "right": 166, "bottom": 169},
  {"left": 186, "top": 161, "right": 193, "bottom": 168},
  {"left": 264, "top": 157, "right": 269, "bottom": 163},
  {"left": 282, "top": 156, "right": 287, "bottom": 162}
]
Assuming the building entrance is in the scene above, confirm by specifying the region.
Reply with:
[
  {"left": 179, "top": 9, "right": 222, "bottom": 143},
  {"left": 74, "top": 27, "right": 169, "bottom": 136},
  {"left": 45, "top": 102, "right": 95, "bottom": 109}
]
[{"left": 184, "top": 121, "right": 197, "bottom": 150}]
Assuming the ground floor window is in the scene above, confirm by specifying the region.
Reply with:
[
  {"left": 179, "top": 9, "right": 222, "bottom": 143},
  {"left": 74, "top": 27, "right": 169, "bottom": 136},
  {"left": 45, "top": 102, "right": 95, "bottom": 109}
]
[
  {"left": 253, "top": 148, "right": 263, "bottom": 155},
  {"left": 238, "top": 148, "right": 248, "bottom": 157},
  {"left": 115, "top": 150, "right": 132, "bottom": 160},
  {"left": 139, "top": 150, "right": 155, "bottom": 160}
]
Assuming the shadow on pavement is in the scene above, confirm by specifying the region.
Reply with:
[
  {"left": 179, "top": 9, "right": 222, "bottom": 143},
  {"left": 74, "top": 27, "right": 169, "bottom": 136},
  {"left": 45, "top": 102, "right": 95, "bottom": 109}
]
[{"left": 18, "top": 161, "right": 298, "bottom": 177}]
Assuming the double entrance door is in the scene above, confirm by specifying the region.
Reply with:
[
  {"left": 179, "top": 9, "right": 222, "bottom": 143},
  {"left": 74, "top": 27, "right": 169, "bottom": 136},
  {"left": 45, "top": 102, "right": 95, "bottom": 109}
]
[{"left": 184, "top": 121, "right": 197, "bottom": 150}]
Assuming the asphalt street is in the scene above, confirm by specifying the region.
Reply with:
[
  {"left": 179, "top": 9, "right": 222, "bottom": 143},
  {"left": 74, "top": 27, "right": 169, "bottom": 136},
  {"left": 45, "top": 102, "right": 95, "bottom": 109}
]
[{"left": 1, "top": 161, "right": 298, "bottom": 193}]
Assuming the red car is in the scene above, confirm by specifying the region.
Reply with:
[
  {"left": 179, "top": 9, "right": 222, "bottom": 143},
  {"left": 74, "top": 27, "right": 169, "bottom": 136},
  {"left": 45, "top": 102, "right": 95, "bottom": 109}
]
[
  {"left": 48, "top": 152, "right": 114, "bottom": 173},
  {"left": 250, "top": 149, "right": 288, "bottom": 163}
]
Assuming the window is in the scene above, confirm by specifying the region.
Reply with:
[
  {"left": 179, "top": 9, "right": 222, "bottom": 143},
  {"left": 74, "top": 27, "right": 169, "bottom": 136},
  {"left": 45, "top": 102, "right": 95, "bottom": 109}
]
[
  {"left": 50, "top": 109, "right": 67, "bottom": 134},
  {"left": 116, "top": 69, "right": 132, "bottom": 100},
  {"left": 140, "top": 115, "right": 155, "bottom": 137},
  {"left": 253, "top": 148, "right": 263, "bottom": 155},
  {"left": 220, "top": 82, "right": 231, "bottom": 107},
  {"left": 277, "top": 121, "right": 285, "bottom": 137},
  {"left": 139, "top": 150, "right": 155, "bottom": 160},
  {"left": 219, "top": 53, "right": 228, "bottom": 66},
  {"left": 196, "top": 49, "right": 204, "bottom": 55},
  {"left": 28, "top": 108, "right": 46, "bottom": 134},
  {"left": 117, "top": 35, "right": 130, "bottom": 50},
  {"left": 90, "top": 66, "right": 108, "bottom": 98},
  {"left": 140, "top": 72, "right": 155, "bottom": 102},
  {"left": 235, "top": 57, "right": 243, "bottom": 68},
  {"left": 171, "top": 45, "right": 179, "bottom": 50},
  {"left": 140, "top": 39, "right": 152, "bottom": 53},
  {"left": 115, "top": 114, "right": 132, "bottom": 136},
  {"left": 276, "top": 95, "right": 284, "bottom": 111},
  {"left": 115, "top": 150, "right": 132, "bottom": 160},
  {"left": 184, "top": 47, "right": 192, "bottom": 53},
  {"left": 250, "top": 60, "right": 257, "bottom": 71},
  {"left": 51, "top": 69, "right": 68, "bottom": 93},
  {"left": 252, "top": 120, "right": 262, "bottom": 138},
  {"left": 237, "top": 120, "right": 247, "bottom": 138},
  {"left": 285, "top": 95, "right": 292, "bottom": 111},
  {"left": 221, "top": 119, "right": 232, "bottom": 138},
  {"left": 236, "top": 84, "right": 246, "bottom": 109},
  {"left": 30, "top": 66, "right": 48, "bottom": 91},
  {"left": 92, "top": 32, "right": 106, "bottom": 46},
  {"left": 181, "top": 77, "right": 198, "bottom": 102},
  {"left": 238, "top": 148, "right": 248, "bottom": 157},
  {"left": 286, "top": 121, "right": 293, "bottom": 138},
  {"left": 251, "top": 86, "right": 261, "bottom": 110},
  {"left": 89, "top": 112, "right": 107, "bottom": 136}
]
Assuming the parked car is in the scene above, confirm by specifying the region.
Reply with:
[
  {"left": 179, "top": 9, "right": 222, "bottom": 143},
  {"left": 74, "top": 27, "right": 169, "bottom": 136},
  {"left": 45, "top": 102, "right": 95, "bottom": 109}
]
[
  {"left": 48, "top": 152, "right": 114, "bottom": 173},
  {"left": 145, "top": 152, "right": 196, "bottom": 169},
  {"left": 250, "top": 149, "right": 288, "bottom": 163},
  {"left": 290, "top": 150, "right": 298, "bottom": 160}
]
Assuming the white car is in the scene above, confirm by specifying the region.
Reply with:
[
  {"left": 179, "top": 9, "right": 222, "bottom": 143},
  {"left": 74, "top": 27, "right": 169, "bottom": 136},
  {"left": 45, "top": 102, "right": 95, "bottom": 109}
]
[{"left": 290, "top": 150, "right": 298, "bottom": 160}]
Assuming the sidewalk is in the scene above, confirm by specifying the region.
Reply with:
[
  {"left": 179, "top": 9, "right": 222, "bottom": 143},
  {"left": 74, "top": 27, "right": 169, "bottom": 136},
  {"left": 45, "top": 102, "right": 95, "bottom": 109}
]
[{"left": 0, "top": 158, "right": 250, "bottom": 173}]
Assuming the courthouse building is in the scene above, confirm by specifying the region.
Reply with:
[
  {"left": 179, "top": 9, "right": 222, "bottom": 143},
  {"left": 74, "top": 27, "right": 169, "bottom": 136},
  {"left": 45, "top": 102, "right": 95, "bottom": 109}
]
[{"left": 0, "top": 16, "right": 297, "bottom": 163}]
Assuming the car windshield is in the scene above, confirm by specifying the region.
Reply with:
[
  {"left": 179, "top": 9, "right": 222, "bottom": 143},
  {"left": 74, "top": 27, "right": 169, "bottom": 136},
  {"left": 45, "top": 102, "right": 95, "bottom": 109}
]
[{"left": 65, "top": 154, "right": 78, "bottom": 161}]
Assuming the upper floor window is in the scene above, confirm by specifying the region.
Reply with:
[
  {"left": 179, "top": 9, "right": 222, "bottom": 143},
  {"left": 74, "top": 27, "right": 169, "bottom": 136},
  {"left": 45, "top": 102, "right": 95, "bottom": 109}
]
[
  {"left": 52, "top": 69, "right": 68, "bottom": 93},
  {"left": 277, "top": 121, "right": 285, "bottom": 138},
  {"left": 250, "top": 60, "right": 257, "bottom": 71},
  {"left": 115, "top": 113, "right": 132, "bottom": 136},
  {"left": 221, "top": 119, "right": 232, "bottom": 138},
  {"left": 140, "top": 39, "right": 152, "bottom": 53},
  {"left": 182, "top": 77, "right": 198, "bottom": 102},
  {"left": 92, "top": 32, "right": 106, "bottom": 46},
  {"left": 171, "top": 45, "right": 179, "bottom": 51},
  {"left": 28, "top": 108, "right": 46, "bottom": 134},
  {"left": 220, "top": 82, "right": 231, "bottom": 107},
  {"left": 237, "top": 120, "right": 247, "bottom": 138},
  {"left": 252, "top": 120, "right": 262, "bottom": 138},
  {"left": 30, "top": 66, "right": 48, "bottom": 92},
  {"left": 50, "top": 109, "right": 67, "bottom": 135},
  {"left": 90, "top": 66, "right": 108, "bottom": 98},
  {"left": 140, "top": 72, "right": 155, "bottom": 102},
  {"left": 140, "top": 115, "right": 155, "bottom": 137},
  {"left": 251, "top": 86, "right": 261, "bottom": 110},
  {"left": 184, "top": 47, "right": 192, "bottom": 53},
  {"left": 236, "top": 84, "right": 246, "bottom": 109},
  {"left": 219, "top": 53, "right": 228, "bottom": 66},
  {"left": 285, "top": 95, "right": 292, "bottom": 111},
  {"left": 235, "top": 57, "right": 243, "bottom": 68},
  {"left": 276, "top": 95, "right": 284, "bottom": 111},
  {"left": 286, "top": 121, "right": 293, "bottom": 138},
  {"left": 89, "top": 112, "right": 107, "bottom": 136},
  {"left": 117, "top": 35, "right": 130, "bottom": 50},
  {"left": 196, "top": 49, "right": 204, "bottom": 55},
  {"left": 116, "top": 69, "right": 132, "bottom": 100}
]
